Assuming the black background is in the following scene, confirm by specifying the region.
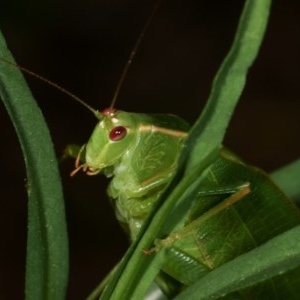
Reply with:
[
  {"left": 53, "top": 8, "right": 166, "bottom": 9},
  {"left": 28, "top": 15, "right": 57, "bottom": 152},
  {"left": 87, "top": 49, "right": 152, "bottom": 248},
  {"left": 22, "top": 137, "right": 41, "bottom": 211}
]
[{"left": 0, "top": 0, "right": 299, "bottom": 299}]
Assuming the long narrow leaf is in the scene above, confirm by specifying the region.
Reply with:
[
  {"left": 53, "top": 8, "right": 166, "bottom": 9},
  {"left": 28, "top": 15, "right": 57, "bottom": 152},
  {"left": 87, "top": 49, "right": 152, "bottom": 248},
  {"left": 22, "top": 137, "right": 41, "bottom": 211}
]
[
  {"left": 185, "top": 0, "right": 271, "bottom": 170},
  {"left": 0, "top": 32, "right": 68, "bottom": 299}
]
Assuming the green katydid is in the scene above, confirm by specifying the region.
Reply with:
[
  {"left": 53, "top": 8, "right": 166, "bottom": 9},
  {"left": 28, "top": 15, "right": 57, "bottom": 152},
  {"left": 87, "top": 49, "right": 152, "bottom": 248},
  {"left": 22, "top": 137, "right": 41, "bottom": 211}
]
[
  {"left": 1, "top": 1, "right": 300, "bottom": 298},
  {"left": 61, "top": 2, "right": 300, "bottom": 299},
  {"left": 61, "top": 34, "right": 300, "bottom": 298},
  {"left": 67, "top": 109, "right": 300, "bottom": 298}
]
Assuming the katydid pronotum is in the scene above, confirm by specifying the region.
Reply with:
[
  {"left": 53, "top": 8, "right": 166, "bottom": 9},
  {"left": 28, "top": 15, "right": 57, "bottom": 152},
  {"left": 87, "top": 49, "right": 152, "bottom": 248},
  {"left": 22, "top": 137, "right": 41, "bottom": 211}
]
[{"left": 1, "top": 2, "right": 300, "bottom": 299}]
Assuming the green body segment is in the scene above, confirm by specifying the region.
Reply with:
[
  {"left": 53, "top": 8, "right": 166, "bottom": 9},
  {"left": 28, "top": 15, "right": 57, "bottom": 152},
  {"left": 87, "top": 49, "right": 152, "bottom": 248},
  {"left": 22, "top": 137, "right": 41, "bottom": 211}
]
[{"left": 71, "top": 110, "right": 300, "bottom": 298}]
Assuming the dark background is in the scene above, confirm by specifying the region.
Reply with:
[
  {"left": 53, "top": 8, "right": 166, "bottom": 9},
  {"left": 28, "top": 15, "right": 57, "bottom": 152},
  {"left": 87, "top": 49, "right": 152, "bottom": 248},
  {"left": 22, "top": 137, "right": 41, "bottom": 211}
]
[{"left": 0, "top": 0, "right": 299, "bottom": 299}]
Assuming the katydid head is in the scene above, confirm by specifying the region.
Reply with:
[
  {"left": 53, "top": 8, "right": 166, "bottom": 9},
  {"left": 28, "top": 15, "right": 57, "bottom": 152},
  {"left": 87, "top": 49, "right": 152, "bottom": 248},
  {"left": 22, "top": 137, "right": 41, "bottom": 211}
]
[{"left": 72, "top": 109, "right": 138, "bottom": 176}]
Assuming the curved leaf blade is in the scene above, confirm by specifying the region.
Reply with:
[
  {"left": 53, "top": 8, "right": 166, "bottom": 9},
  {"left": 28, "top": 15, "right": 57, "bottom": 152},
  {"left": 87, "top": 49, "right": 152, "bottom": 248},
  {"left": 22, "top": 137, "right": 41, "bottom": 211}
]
[
  {"left": 0, "top": 31, "right": 69, "bottom": 300},
  {"left": 185, "top": 0, "right": 271, "bottom": 170}
]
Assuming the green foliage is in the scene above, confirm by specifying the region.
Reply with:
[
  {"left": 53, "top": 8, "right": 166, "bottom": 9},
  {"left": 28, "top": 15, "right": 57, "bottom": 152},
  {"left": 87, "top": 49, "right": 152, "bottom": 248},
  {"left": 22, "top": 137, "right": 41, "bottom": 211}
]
[
  {"left": 0, "top": 33, "right": 68, "bottom": 299},
  {"left": 1, "top": 0, "right": 300, "bottom": 299},
  {"left": 271, "top": 158, "right": 300, "bottom": 203}
]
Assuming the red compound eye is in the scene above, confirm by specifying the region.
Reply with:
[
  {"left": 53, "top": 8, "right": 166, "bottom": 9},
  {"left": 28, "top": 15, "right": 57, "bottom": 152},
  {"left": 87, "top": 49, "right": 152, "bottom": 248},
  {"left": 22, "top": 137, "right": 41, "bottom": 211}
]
[{"left": 109, "top": 126, "right": 127, "bottom": 141}]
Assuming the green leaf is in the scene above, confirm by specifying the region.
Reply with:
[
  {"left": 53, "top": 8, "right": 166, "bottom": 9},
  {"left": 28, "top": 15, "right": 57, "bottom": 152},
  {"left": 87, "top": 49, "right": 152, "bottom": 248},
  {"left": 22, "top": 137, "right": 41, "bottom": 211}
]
[
  {"left": 0, "top": 32, "right": 68, "bottom": 299},
  {"left": 271, "top": 158, "right": 300, "bottom": 203},
  {"left": 185, "top": 0, "right": 271, "bottom": 171}
]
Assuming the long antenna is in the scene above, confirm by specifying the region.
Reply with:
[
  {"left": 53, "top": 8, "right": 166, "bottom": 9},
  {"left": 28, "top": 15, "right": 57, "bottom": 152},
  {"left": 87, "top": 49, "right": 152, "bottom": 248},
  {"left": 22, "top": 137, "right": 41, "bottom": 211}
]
[
  {"left": 110, "top": 0, "right": 161, "bottom": 109},
  {"left": 0, "top": 57, "right": 101, "bottom": 118},
  {"left": 0, "top": 1, "right": 161, "bottom": 117}
]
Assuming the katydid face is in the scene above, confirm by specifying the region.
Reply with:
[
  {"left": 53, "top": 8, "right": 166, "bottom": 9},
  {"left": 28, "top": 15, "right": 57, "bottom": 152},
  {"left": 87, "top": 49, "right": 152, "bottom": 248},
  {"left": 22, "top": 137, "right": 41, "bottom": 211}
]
[{"left": 85, "top": 109, "right": 137, "bottom": 174}]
